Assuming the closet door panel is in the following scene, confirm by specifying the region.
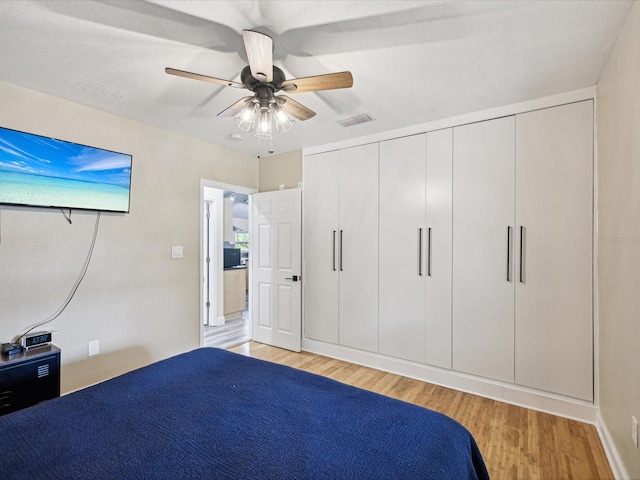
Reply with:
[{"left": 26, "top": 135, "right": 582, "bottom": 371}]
[
  {"left": 452, "top": 116, "right": 516, "bottom": 383},
  {"left": 338, "top": 143, "right": 379, "bottom": 352},
  {"left": 515, "top": 101, "right": 593, "bottom": 401},
  {"left": 425, "top": 128, "right": 453, "bottom": 369},
  {"left": 379, "top": 134, "right": 426, "bottom": 362},
  {"left": 302, "top": 150, "right": 340, "bottom": 344}
]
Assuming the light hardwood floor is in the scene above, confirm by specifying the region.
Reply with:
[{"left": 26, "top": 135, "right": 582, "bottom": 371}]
[
  {"left": 203, "top": 315, "right": 250, "bottom": 349},
  {"left": 230, "top": 341, "right": 613, "bottom": 480}
]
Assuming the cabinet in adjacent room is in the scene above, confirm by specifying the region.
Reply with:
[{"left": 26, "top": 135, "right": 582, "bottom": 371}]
[
  {"left": 303, "top": 144, "right": 379, "bottom": 352},
  {"left": 223, "top": 267, "right": 247, "bottom": 319},
  {"left": 223, "top": 197, "right": 234, "bottom": 243},
  {"left": 378, "top": 130, "right": 452, "bottom": 368},
  {"left": 452, "top": 116, "right": 516, "bottom": 383}
]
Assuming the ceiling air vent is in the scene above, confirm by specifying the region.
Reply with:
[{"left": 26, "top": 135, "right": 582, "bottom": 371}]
[{"left": 336, "top": 114, "right": 375, "bottom": 128}]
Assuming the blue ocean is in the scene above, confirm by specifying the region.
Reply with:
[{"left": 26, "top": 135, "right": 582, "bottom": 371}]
[{"left": 0, "top": 170, "right": 130, "bottom": 212}]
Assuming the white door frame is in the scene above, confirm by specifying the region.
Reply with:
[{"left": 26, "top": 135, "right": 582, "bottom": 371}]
[
  {"left": 199, "top": 179, "right": 257, "bottom": 346},
  {"left": 202, "top": 197, "right": 216, "bottom": 326}
]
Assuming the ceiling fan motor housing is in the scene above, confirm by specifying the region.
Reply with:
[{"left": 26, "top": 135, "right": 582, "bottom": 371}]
[{"left": 241, "top": 65, "right": 286, "bottom": 93}]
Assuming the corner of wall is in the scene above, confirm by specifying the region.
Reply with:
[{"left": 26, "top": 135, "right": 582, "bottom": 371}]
[
  {"left": 258, "top": 150, "right": 302, "bottom": 192},
  {"left": 597, "top": 410, "right": 631, "bottom": 480}
]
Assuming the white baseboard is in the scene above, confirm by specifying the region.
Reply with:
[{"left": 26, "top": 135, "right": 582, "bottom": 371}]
[
  {"left": 596, "top": 410, "right": 630, "bottom": 480},
  {"left": 302, "top": 338, "right": 597, "bottom": 424}
]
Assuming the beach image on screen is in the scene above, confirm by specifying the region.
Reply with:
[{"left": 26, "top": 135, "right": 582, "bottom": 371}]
[{"left": 0, "top": 127, "right": 131, "bottom": 212}]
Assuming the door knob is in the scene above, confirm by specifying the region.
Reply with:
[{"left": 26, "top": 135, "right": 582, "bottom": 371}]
[{"left": 285, "top": 275, "right": 299, "bottom": 281}]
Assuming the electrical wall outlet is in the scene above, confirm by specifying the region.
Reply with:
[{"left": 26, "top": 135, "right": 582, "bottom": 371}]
[
  {"left": 88, "top": 339, "right": 100, "bottom": 357},
  {"left": 171, "top": 245, "right": 183, "bottom": 259},
  {"left": 632, "top": 416, "right": 638, "bottom": 448}
]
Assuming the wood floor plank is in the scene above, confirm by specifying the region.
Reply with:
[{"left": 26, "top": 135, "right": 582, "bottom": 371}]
[
  {"left": 229, "top": 341, "right": 613, "bottom": 480},
  {"left": 203, "top": 316, "right": 250, "bottom": 349}
]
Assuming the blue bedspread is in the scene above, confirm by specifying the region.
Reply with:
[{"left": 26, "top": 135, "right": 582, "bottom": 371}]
[{"left": 0, "top": 348, "right": 489, "bottom": 479}]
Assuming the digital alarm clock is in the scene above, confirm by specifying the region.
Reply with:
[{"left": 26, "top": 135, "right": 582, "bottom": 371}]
[{"left": 21, "top": 331, "right": 53, "bottom": 349}]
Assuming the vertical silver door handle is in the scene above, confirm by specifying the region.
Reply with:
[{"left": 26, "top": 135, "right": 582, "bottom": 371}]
[
  {"left": 507, "top": 226, "right": 513, "bottom": 282},
  {"left": 418, "top": 228, "right": 423, "bottom": 276},
  {"left": 332, "top": 230, "right": 337, "bottom": 271},
  {"left": 427, "top": 227, "right": 432, "bottom": 277},
  {"left": 339, "top": 230, "right": 344, "bottom": 271},
  {"left": 520, "top": 226, "right": 525, "bottom": 283}
]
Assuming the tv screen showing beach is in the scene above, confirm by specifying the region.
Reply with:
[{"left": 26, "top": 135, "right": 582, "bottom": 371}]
[{"left": 0, "top": 126, "right": 131, "bottom": 213}]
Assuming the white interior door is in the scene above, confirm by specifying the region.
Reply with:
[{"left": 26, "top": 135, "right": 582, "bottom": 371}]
[{"left": 251, "top": 189, "right": 302, "bottom": 352}]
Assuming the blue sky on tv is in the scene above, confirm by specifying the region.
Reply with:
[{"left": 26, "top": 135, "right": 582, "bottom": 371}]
[{"left": 0, "top": 127, "right": 131, "bottom": 187}]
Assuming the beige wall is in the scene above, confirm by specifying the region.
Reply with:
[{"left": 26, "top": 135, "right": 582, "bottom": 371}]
[
  {"left": 0, "top": 80, "right": 258, "bottom": 393},
  {"left": 596, "top": 2, "right": 640, "bottom": 477},
  {"left": 259, "top": 150, "right": 302, "bottom": 192}
]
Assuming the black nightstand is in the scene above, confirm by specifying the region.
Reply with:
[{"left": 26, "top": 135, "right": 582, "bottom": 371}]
[{"left": 0, "top": 345, "right": 60, "bottom": 416}]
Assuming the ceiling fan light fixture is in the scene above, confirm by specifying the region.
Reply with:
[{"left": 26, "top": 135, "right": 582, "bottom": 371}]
[
  {"left": 167, "top": 29, "right": 353, "bottom": 146},
  {"left": 255, "top": 107, "right": 272, "bottom": 139},
  {"left": 234, "top": 102, "right": 258, "bottom": 132},
  {"left": 272, "top": 102, "right": 295, "bottom": 133}
]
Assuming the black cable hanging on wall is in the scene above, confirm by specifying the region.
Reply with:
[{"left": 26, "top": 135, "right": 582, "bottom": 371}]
[
  {"left": 61, "top": 209, "right": 72, "bottom": 224},
  {"left": 13, "top": 211, "right": 101, "bottom": 344}
]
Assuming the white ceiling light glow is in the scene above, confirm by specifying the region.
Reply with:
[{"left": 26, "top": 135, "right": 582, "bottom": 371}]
[
  {"left": 233, "top": 93, "right": 295, "bottom": 139},
  {"left": 234, "top": 101, "right": 258, "bottom": 132}
]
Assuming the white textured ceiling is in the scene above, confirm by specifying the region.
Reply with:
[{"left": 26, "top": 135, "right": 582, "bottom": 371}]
[{"left": 0, "top": 0, "right": 633, "bottom": 157}]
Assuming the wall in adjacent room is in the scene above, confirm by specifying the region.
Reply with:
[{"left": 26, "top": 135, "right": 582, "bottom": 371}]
[
  {"left": 596, "top": 1, "right": 640, "bottom": 477},
  {"left": 259, "top": 150, "right": 302, "bottom": 192},
  {"left": 0, "top": 80, "right": 258, "bottom": 393}
]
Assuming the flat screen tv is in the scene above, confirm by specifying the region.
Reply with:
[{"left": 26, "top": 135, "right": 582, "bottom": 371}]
[{"left": 0, "top": 125, "right": 132, "bottom": 213}]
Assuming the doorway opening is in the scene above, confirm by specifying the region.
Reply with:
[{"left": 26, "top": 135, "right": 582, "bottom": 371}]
[{"left": 200, "top": 180, "right": 256, "bottom": 349}]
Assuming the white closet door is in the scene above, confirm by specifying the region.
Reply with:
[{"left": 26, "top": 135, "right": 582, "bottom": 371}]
[
  {"left": 338, "top": 143, "right": 379, "bottom": 352},
  {"left": 425, "top": 128, "right": 453, "bottom": 369},
  {"left": 515, "top": 101, "right": 593, "bottom": 401},
  {"left": 302, "top": 150, "right": 339, "bottom": 344},
  {"left": 452, "top": 116, "right": 516, "bottom": 383},
  {"left": 379, "top": 134, "right": 426, "bottom": 362}
]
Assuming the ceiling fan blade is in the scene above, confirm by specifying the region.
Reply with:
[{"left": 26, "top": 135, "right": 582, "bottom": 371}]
[
  {"left": 280, "top": 72, "right": 353, "bottom": 94},
  {"left": 165, "top": 67, "right": 244, "bottom": 89},
  {"left": 217, "top": 97, "right": 254, "bottom": 118},
  {"left": 242, "top": 30, "right": 273, "bottom": 83},
  {"left": 277, "top": 96, "right": 316, "bottom": 121}
]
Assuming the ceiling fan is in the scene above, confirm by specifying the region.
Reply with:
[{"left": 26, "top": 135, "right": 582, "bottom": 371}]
[{"left": 165, "top": 30, "right": 353, "bottom": 139}]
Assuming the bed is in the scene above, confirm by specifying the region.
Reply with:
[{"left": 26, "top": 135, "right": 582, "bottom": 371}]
[{"left": 0, "top": 347, "right": 489, "bottom": 479}]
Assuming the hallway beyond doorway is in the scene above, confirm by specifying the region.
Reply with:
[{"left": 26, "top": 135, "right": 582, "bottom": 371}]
[{"left": 203, "top": 313, "right": 250, "bottom": 349}]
